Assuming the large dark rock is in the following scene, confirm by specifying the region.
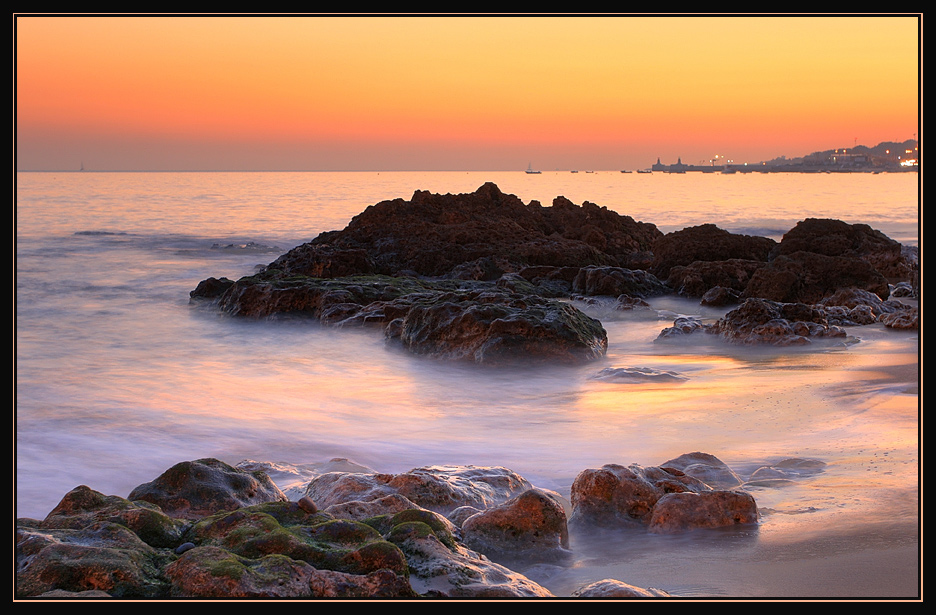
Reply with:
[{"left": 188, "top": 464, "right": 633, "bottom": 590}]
[
  {"left": 266, "top": 183, "right": 662, "bottom": 279},
  {"left": 650, "top": 224, "right": 776, "bottom": 279},
  {"left": 380, "top": 289, "right": 608, "bottom": 365}
]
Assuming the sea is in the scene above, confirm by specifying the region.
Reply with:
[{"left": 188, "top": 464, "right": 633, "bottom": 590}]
[{"left": 15, "top": 170, "right": 920, "bottom": 599}]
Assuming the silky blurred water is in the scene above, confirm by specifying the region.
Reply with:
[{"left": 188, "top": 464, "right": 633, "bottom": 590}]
[{"left": 15, "top": 170, "right": 920, "bottom": 597}]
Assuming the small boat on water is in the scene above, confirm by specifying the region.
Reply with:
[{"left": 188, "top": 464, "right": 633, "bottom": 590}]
[
  {"left": 570, "top": 170, "right": 578, "bottom": 173},
  {"left": 621, "top": 170, "right": 632, "bottom": 173},
  {"left": 636, "top": 169, "right": 652, "bottom": 174},
  {"left": 525, "top": 163, "right": 541, "bottom": 174}
]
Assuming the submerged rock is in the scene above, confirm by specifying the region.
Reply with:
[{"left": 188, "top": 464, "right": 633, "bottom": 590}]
[
  {"left": 590, "top": 366, "right": 688, "bottom": 383},
  {"left": 661, "top": 452, "right": 743, "bottom": 490}
]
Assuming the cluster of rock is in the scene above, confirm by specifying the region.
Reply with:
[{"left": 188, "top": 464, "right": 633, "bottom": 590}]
[
  {"left": 191, "top": 183, "right": 918, "bottom": 361},
  {"left": 17, "top": 453, "right": 784, "bottom": 599}
]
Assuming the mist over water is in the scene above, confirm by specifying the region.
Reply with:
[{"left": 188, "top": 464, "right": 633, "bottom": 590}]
[{"left": 15, "top": 170, "right": 919, "bottom": 597}]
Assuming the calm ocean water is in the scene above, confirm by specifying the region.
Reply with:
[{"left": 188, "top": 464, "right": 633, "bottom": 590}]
[{"left": 15, "top": 170, "right": 920, "bottom": 597}]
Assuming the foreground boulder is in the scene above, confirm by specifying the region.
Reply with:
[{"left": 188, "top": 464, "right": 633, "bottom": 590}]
[
  {"left": 569, "top": 457, "right": 758, "bottom": 534},
  {"left": 127, "top": 458, "right": 288, "bottom": 520},
  {"left": 647, "top": 491, "right": 759, "bottom": 534},
  {"left": 16, "top": 520, "right": 175, "bottom": 598},
  {"left": 569, "top": 463, "right": 711, "bottom": 529},
  {"left": 460, "top": 488, "right": 570, "bottom": 562},
  {"left": 164, "top": 545, "right": 415, "bottom": 598}
]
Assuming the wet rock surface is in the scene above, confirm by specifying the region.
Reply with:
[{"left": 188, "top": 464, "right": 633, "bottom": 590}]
[{"left": 17, "top": 452, "right": 812, "bottom": 598}]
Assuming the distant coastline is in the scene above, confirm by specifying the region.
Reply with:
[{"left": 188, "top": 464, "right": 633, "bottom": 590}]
[
  {"left": 651, "top": 139, "right": 919, "bottom": 174},
  {"left": 16, "top": 139, "right": 919, "bottom": 174}
]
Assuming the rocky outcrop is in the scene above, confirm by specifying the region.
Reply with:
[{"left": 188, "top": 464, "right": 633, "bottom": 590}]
[
  {"left": 269, "top": 183, "right": 662, "bottom": 279},
  {"left": 192, "top": 185, "right": 918, "bottom": 367}
]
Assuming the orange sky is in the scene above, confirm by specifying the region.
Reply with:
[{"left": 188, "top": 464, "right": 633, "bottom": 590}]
[{"left": 15, "top": 15, "right": 920, "bottom": 171}]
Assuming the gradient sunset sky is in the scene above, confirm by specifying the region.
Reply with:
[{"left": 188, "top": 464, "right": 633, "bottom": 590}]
[{"left": 15, "top": 14, "right": 920, "bottom": 172}]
